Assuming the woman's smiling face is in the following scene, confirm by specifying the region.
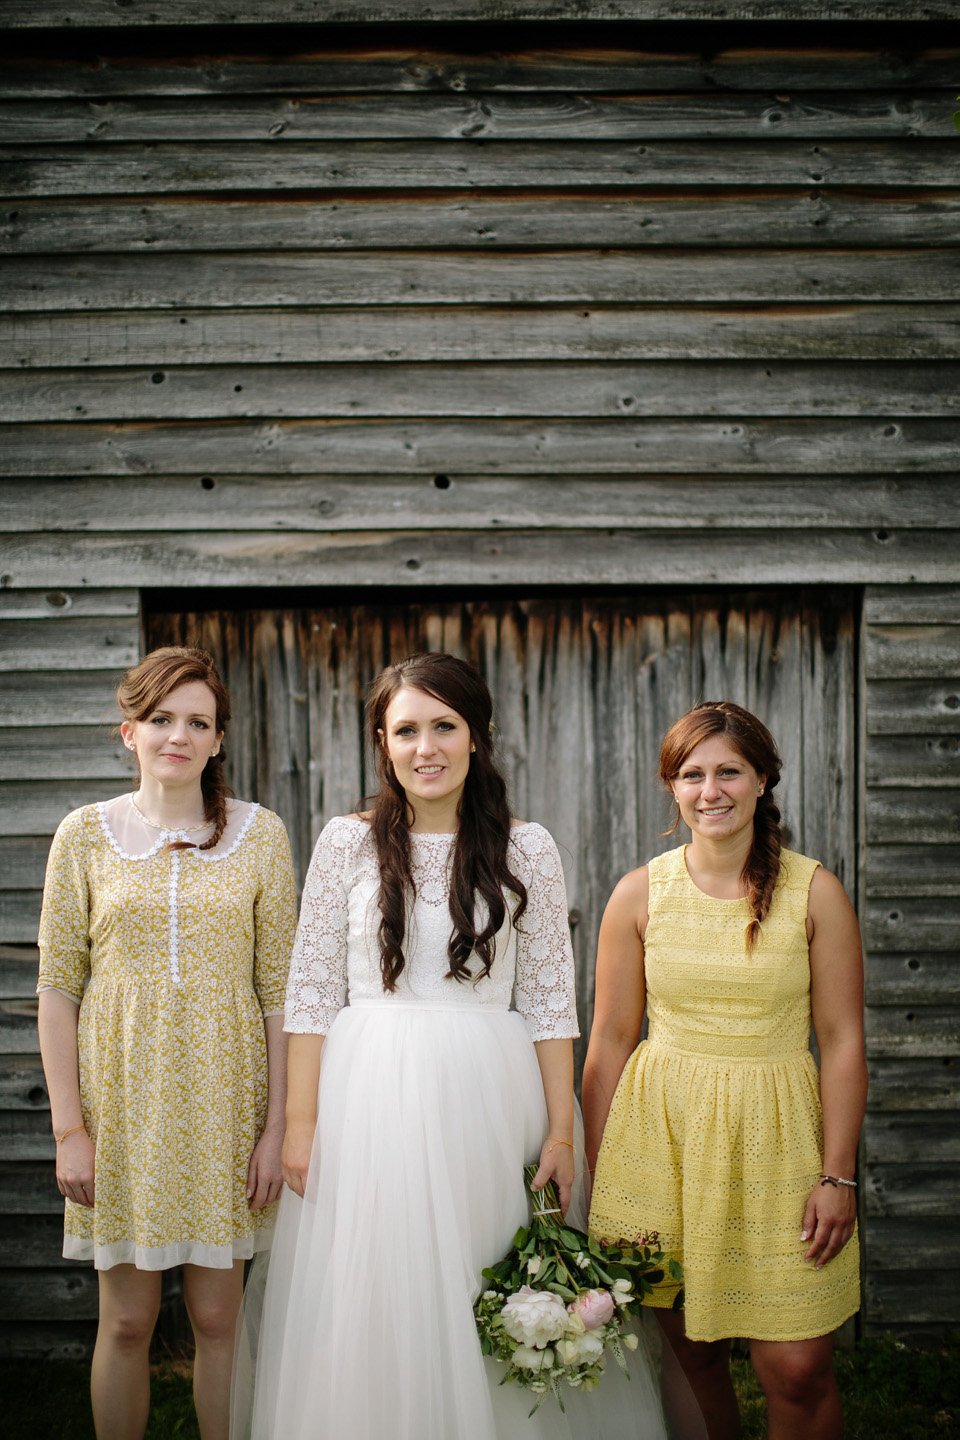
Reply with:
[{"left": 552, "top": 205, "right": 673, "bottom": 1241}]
[
  {"left": 670, "top": 735, "right": 766, "bottom": 842},
  {"left": 380, "top": 685, "right": 474, "bottom": 814}
]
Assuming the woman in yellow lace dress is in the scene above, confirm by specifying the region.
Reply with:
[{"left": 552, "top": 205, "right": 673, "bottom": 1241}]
[
  {"left": 37, "top": 647, "right": 297, "bottom": 1440},
  {"left": 584, "top": 702, "right": 865, "bottom": 1440}
]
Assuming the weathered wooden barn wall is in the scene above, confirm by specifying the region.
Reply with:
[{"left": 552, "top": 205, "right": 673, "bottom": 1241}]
[{"left": 0, "top": 3, "right": 958, "bottom": 1352}]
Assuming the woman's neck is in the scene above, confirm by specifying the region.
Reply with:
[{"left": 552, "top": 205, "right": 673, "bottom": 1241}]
[
  {"left": 405, "top": 793, "right": 461, "bottom": 834},
  {"left": 133, "top": 777, "right": 210, "bottom": 831},
  {"left": 684, "top": 828, "right": 754, "bottom": 895}
]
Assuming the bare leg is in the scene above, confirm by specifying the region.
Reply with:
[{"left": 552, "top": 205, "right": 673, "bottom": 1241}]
[
  {"left": 656, "top": 1309, "right": 739, "bottom": 1440},
  {"left": 91, "top": 1266, "right": 163, "bottom": 1440},
  {"left": 183, "top": 1261, "right": 245, "bottom": 1440},
  {"left": 749, "top": 1334, "right": 842, "bottom": 1440}
]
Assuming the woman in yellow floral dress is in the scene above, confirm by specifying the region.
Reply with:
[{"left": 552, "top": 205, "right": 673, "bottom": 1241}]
[
  {"left": 37, "top": 647, "right": 297, "bottom": 1440},
  {"left": 584, "top": 702, "right": 865, "bottom": 1440}
]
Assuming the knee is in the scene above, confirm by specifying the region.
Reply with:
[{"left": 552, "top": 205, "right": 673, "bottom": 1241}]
[
  {"left": 755, "top": 1349, "right": 834, "bottom": 1410},
  {"left": 186, "top": 1291, "right": 241, "bottom": 1347},
  {"left": 669, "top": 1335, "right": 731, "bottom": 1384},
  {"left": 100, "top": 1301, "right": 157, "bottom": 1351}
]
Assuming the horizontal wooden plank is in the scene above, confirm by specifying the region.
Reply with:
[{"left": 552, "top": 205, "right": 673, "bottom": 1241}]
[
  {"left": 2, "top": 417, "right": 957, "bottom": 476},
  {"left": 866, "top": 788, "right": 960, "bottom": 844},
  {"left": 0, "top": 1266, "right": 96, "bottom": 1322},
  {"left": 1, "top": 894, "right": 43, "bottom": 947},
  {"left": 4, "top": 250, "right": 957, "bottom": 311},
  {"left": 0, "top": 946, "right": 43, "bottom": 998},
  {"left": 0, "top": 1162, "right": 60, "bottom": 1215},
  {"left": 866, "top": 846, "right": 960, "bottom": 898},
  {"left": 866, "top": 897, "right": 960, "bottom": 950},
  {"left": 0, "top": 999, "right": 39, "bottom": 1051},
  {"left": 865, "top": 624, "right": 960, "bottom": 680},
  {"left": 866, "top": 584, "right": 960, "bottom": 624},
  {"left": 864, "top": 1110, "right": 960, "bottom": 1163},
  {"left": 865, "top": 953, "right": 960, "bottom": 1004},
  {"left": 0, "top": 617, "right": 141, "bottom": 673},
  {"left": 0, "top": 672, "right": 127, "bottom": 727},
  {"left": 4, "top": 193, "right": 959, "bottom": 254},
  {"left": 3, "top": 91, "right": 957, "bottom": 143},
  {"left": 865, "top": 1004, "right": 960, "bottom": 1056},
  {"left": 866, "top": 734, "right": 960, "bottom": 788},
  {"left": 0, "top": 588, "right": 137, "bottom": 620},
  {"left": 2, "top": 45, "right": 957, "bottom": 98},
  {"left": 6, "top": 362, "right": 960, "bottom": 425},
  {"left": 0, "top": 729, "right": 129, "bottom": 782},
  {"left": 867, "top": 1057, "right": 960, "bottom": 1111},
  {"left": 864, "top": 1162, "right": 960, "bottom": 1218},
  {"left": 0, "top": 1214, "right": 83, "bottom": 1269},
  {"left": 0, "top": 782, "right": 117, "bottom": 838},
  {"left": 862, "top": 1217, "right": 960, "bottom": 1270},
  {"left": 0, "top": 1055, "right": 47, "bottom": 1112},
  {"left": 863, "top": 1269, "right": 960, "bottom": 1328},
  {"left": 7, "top": 308, "right": 960, "bottom": 371},
  {"left": 4, "top": 475, "right": 957, "bottom": 537},
  {"left": 5, "top": 139, "right": 958, "bottom": 196},
  {"left": 3, "top": 1, "right": 958, "bottom": 24},
  {"left": 1, "top": 527, "right": 957, "bottom": 592},
  {"left": 867, "top": 680, "right": 960, "bottom": 736},
  {"left": 0, "top": 1319, "right": 96, "bottom": 1359}
]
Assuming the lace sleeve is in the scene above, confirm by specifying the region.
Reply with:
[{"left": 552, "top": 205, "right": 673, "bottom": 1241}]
[
  {"left": 510, "top": 824, "right": 580, "bottom": 1042},
  {"left": 284, "top": 816, "right": 359, "bottom": 1034}
]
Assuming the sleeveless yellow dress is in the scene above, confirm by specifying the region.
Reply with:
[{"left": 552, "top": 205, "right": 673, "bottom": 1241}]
[{"left": 589, "top": 846, "right": 860, "bottom": 1342}]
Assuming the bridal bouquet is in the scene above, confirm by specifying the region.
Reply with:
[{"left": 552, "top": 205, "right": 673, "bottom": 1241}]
[{"left": 475, "top": 1165, "right": 683, "bottom": 1414}]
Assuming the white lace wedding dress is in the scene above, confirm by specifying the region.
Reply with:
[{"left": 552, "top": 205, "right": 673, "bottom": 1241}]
[{"left": 232, "top": 816, "right": 666, "bottom": 1440}]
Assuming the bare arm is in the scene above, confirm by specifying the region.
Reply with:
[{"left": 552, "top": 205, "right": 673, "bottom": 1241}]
[
  {"left": 802, "top": 866, "right": 867, "bottom": 1267},
  {"left": 246, "top": 1012, "right": 288, "bottom": 1210},
  {"left": 530, "top": 1038, "right": 576, "bottom": 1215},
  {"left": 281, "top": 1032, "right": 325, "bottom": 1198},
  {"left": 37, "top": 988, "right": 95, "bottom": 1207},
  {"left": 581, "top": 868, "right": 648, "bottom": 1178}
]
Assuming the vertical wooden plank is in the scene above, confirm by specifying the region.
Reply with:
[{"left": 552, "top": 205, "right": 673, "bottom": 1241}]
[{"left": 800, "top": 593, "right": 858, "bottom": 886}]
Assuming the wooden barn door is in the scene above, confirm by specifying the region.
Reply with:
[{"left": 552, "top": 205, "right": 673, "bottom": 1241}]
[{"left": 148, "top": 589, "right": 856, "bottom": 1051}]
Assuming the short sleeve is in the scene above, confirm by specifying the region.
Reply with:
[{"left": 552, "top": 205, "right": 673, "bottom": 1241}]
[
  {"left": 37, "top": 810, "right": 92, "bottom": 1001},
  {"left": 252, "top": 811, "right": 299, "bottom": 1015},
  {"left": 510, "top": 824, "right": 580, "bottom": 1042},
  {"left": 284, "top": 817, "right": 357, "bottom": 1035}
]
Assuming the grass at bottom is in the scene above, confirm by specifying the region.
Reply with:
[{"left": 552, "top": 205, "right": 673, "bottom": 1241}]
[{"left": 3, "top": 1336, "right": 957, "bottom": 1439}]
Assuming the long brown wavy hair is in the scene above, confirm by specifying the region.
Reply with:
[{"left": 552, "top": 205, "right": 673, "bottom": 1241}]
[
  {"left": 659, "top": 701, "right": 783, "bottom": 950},
  {"left": 117, "top": 646, "right": 233, "bottom": 851},
  {"left": 367, "top": 653, "right": 528, "bottom": 991}
]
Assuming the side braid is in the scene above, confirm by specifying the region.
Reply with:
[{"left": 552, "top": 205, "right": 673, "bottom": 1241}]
[
  {"left": 743, "top": 790, "right": 782, "bottom": 950},
  {"left": 198, "top": 752, "right": 230, "bottom": 851}
]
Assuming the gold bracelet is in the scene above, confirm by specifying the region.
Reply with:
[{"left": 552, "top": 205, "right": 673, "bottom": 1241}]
[
  {"left": 546, "top": 1138, "right": 574, "bottom": 1155},
  {"left": 55, "top": 1124, "right": 86, "bottom": 1145}
]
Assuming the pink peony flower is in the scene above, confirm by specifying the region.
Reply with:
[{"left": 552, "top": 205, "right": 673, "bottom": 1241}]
[{"left": 569, "top": 1288, "right": 615, "bottom": 1330}]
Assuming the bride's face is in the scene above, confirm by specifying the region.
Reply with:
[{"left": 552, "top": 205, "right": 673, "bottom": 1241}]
[{"left": 380, "top": 686, "right": 474, "bottom": 810}]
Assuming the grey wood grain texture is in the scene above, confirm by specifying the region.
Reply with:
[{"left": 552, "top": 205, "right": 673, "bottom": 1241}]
[
  {"left": 3, "top": 529, "right": 955, "bottom": 591},
  {"left": 864, "top": 1161, "right": 960, "bottom": 1216},
  {"left": 0, "top": 729, "right": 130, "bottom": 782},
  {"left": 5, "top": 194, "right": 959, "bottom": 253},
  {"left": 0, "top": 1318, "right": 96, "bottom": 1358},
  {"left": 0, "top": 1213, "right": 78, "bottom": 1267},
  {"left": 0, "top": 589, "right": 137, "bottom": 620},
  {"left": 866, "top": 898, "right": 960, "bottom": 951},
  {"left": 865, "top": 1275, "right": 960, "bottom": 1332},
  {"left": 865, "top": 625, "right": 960, "bottom": 680},
  {"left": 7, "top": 476, "right": 951, "bottom": 537},
  {"left": 0, "top": 1162, "right": 60, "bottom": 1215},
  {"left": 867, "top": 734, "right": 960, "bottom": 787},
  {"left": 0, "top": 672, "right": 126, "bottom": 727},
  {"left": 0, "top": 1265, "right": 96, "bottom": 1320},
  {"left": 866, "top": 954, "right": 960, "bottom": 1004},
  {"left": 0, "top": 1056, "right": 47, "bottom": 1115},
  {"left": 864, "top": 1110, "right": 960, "bottom": 1163},
  {"left": 867, "top": 681, "right": 960, "bottom": 736},
  {"left": 866, "top": 585, "right": 960, "bottom": 624},
  {"left": 5, "top": 308, "right": 959, "bottom": 368},
  {"left": 867, "top": 1059, "right": 960, "bottom": 1112},
  {"left": 0, "top": 1002, "right": 40, "bottom": 1055},
  {"left": 0, "top": 782, "right": 122, "bottom": 836},
  {"left": 6, "top": 139, "right": 959, "bottom": 195},
  {"left": 4, "top": 251, "right": 957, "bottom": 310},
  {"left": 2, "top": 418, "right": 956, "bottom": 476},
  {"left": 3, "top": 1, "right": 958, "bottom": 23},
  {"left": 2, "top": 46, "right": 956, "bottom": 97},
  {"left": 0, "top": 949, "right": 42, "bottom": 998},
  {"left": 4, "top": 91, "right": 958, "bottom": 143},
  {"left": 866, "top": 788, "right": 960, "bottom": 843},
  {"left": 863, "top": 1217, "right": 960, "bottom": 1269},
  {"left": 865, "top": 1004, "right": 960, "bottom": 1056},
  {"left": 866, "top": 846, "right": 960, "bottom": 897},
  {"left": 0, "top": 617, "right": 141, "bottom": 672}
]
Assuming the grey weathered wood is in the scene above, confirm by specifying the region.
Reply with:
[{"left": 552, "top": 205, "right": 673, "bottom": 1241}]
[
  {"left": 0, "top": 1214, "right": 78, "bottom": 1268},
  {"left": 867, "top": 680, "right": 960, "bottom": 736},
  {"left": 7, "top": 309, "right": 960, "bottom": 370},
  {"left": 859, "top": 1216, "right": 960, "bottom": 1269},
  {"left": 6, "top": 476, "right": 950, "bottom": 538},
  {"left": 0, "top": 672, "right": 127, "bottom": 727},
  {"left": 867, "top": 1057, "right": 960, "bottom": 1111},
  {"left": 0, "top": 729, "right": 130, "bottom": 782},
  {"left": 866, "top": 585, "right": 960, "bottom": 625},
  {"left": 865, "top": 1004, "right": 960, "bottom": 1056},
  {"left": 0, "top": 617, "right": 141, "bottom": 673},
  {"left": 864, "top": 1161, "right": 960, "bottom": 1216},
  {"left": 865, "top": 847, "right": 960, "bottom": 898},
  {"left": 2, "top": 46, "right": 956, "bottom": 98},
  {"left": 866, "top": 788, "right": 960, "bottom": 843},
  {"left": 0, "top": 782, "right": 120, "bottom": 837},
  {"left": 4, "top": 250, "right": 958, "bottom": 311},
  {"left": 866, "top": 734, "right": 960, "bottom": 787},
  {"left": 0, "top": 1162, "right": 60, "bottom": 1215},
  {"left": 0, "top": 589, "right": 137, "bottom": 620},
  {"left": 0, "top": 948, "right": 43, "bottom": 998},
  {"left": 3, "top": 528, "right": 957, "bottom": 592},
  {"left": 864, "top": 1274, "right": 960, "bottom": 1333},
  {"left": 865, "top": 625, "right": 960, "bottom": 680},
  {"left": 6, "top": 139, "right": 958, "bottom": 196},
  {"left": 864, "top": 1111, "right": 960, "bottom": 1164},
  {"left": 0, "top": 1319, "right": 96, "bottom": 1359},
  {"left": 4, "top": 91, "right": 957, "bottom": 143},
  {"left": 0, "top": 1001, "right": 40, "bottom": 1056},
  {"left": 0, "top": 1056, "right": 48, "bottom": 1114},
  {"left": 865, "top": 898, "right": 960, "bottom": 951},
  {"left": 3, "top": 1, "right": 958, "bottom": 23},
  {"left": 2, "top": 418, "right": 956, "bottom": 477},
  {"left": 0, "top": 1265, "right": 96, "bottom": 1321},
  {"left": 5, "top": 194, "right": 959, "bottom": 254}
]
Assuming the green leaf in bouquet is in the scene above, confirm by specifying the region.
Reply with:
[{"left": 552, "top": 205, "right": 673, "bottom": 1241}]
[
  {"left": 668, "top": 1258, "right": 684, "bottom": 1282},
  {"left": 672, "top": 1287, "right": 685, "bottom": 1311},
  {"left": 513, "top": 1226, "right": 528, "bottom": 1249}
]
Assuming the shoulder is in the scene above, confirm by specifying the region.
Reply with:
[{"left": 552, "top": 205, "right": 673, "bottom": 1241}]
[
  {"left": 647, "top": 844, "right": 685, "bottom": 885},
  {"left": 779, "top": 848, "right": 823, "bottom": 893},
  {"left": 507, "top": 820, "right": 562, "bottom": 869},
  {"left": 51, "top": 802, "right": 106, "bottom": 847},
  {"left": 604, "top": 864, "right": 650, "bottom": 927},
  {"left": 316, "top": 813, "right": 374, "bottom": 858}
]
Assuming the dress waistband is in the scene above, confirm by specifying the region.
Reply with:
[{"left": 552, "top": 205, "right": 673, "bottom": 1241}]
[
  {"left": 347, "top": 999, "right": 512, "bottom": 1015},
  {"left": 644, "top": 1035, "right": 813, "bottom": 1066}
]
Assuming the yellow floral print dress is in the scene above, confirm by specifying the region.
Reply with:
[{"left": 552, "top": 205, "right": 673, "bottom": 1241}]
[
  {"left": 37, "top": 795, "right": 297, "bottom": 1270},
  {"left": 590, "top": 845, "right": 860, "bottom": 1342}
]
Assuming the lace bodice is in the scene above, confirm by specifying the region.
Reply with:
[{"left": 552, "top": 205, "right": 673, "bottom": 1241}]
[{"left": 285, "top": 815, "right": 579, "bottom": 1042}]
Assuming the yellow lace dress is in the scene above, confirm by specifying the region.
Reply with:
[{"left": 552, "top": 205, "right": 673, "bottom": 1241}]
[
  {"left": 37, "top": 795, "right": 297, "bottom": 1270},
  {"left": 589, "top": 845, "right": 860, "bottom": 1342}
]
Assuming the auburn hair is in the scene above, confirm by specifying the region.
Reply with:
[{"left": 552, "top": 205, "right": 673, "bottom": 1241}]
[
  {"left": 659, "top": 701, "right": 783, "bottom": 949},
  {"left": 117, "top": 646, "right": 233, "bottom": 851},
  {"left": 366, "top": 653, "right": 527, "bottom": 991}
]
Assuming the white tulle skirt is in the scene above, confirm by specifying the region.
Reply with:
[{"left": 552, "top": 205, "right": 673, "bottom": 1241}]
[{"left": 232, "top": 1002, "right": 667, "bottom": 1440}]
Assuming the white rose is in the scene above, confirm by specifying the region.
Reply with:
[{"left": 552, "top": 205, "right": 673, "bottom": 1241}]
[
  {"left": 572, "top": 1330, "right": 605, "bottom": 1365},
  {"left": 526, "top": 1256, "right": 542, "bottom": 1277},
  {"left": 555, "top": 1337, "right": 582, "bottom": 1366},
  {"left": 623, "top": 1332, "right": 639, "bottom": 1351},
  {"left": 512, "top": 1344, "right": 554, "bottom": 1372},
  {"left": 501, "top": 1286, "right": 568, "bottom": 1347}
]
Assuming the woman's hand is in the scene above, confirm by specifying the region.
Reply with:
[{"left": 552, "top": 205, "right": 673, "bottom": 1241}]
[
  {"left": 800, "top": 1180, "right": 857, "bottom": 1268},
  {"left": 247, "top": 1122, "right": 284, "bottom": 1210},
  {"left": 57, "top": 1129, "right": 96, "bottom": 1208},
  {"left": 531, "top": 1136, "right": 576, "bottom": 1219},
  {"left": 281, "top": 1119, "right": 315, "bottom": 1198}
]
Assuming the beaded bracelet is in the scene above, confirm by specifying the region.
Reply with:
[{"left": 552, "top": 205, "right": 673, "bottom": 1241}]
[{"left": 819, "top": 1173, "right": 857, "bottom": 1188}]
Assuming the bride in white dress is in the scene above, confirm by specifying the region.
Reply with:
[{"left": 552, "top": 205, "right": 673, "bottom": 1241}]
[{"left": 233, "top": 653, "right": 668, "bottom": 1440}]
